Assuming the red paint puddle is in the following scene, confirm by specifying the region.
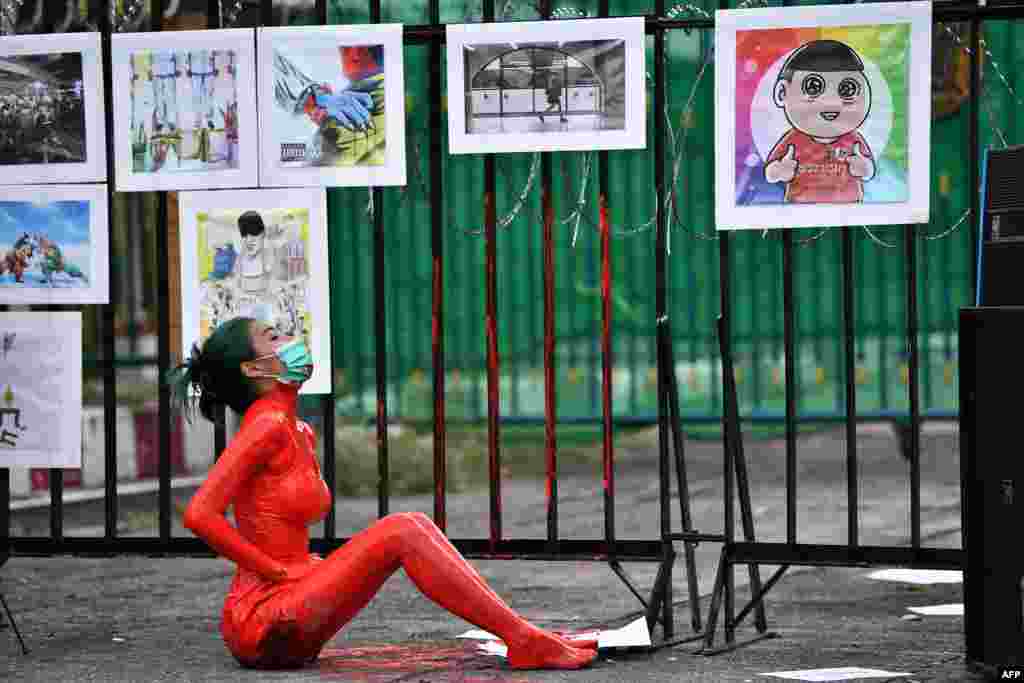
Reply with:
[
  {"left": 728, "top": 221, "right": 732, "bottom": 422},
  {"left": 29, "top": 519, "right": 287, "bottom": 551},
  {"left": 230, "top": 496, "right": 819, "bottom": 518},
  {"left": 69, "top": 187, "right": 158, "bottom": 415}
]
[{"left": 315, "top": 641, "right": 532, "bottom": 682}]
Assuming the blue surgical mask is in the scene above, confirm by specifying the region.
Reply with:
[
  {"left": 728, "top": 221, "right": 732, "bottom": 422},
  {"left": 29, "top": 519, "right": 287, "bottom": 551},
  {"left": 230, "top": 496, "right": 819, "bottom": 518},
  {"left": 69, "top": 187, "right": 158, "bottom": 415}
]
[{"left": 250, "top": 338, "right": 313, "bottom": 385}]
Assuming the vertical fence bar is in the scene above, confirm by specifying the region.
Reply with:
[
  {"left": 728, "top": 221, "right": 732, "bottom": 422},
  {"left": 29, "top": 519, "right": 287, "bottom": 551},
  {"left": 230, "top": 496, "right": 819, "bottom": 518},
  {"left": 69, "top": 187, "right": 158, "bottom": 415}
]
[
  {"left": 543, "top": 169, "right": 558, "bottom": 543},
  {"left": 539, "top": 0, "right": 557, "bottom": 547},
  {"left": 653, "top": 0, "right": 673, "bottom": 635},
  {"left": 316, "top": 0, "right": 336, "bottom": 542},
  {"left": 878, "top": 233, "right": 889, "bottom": 411},
  {"left": 482, "top": 0, "right": 501, "bottom": 548},
  {"left": 41, "top": 0, "right": 62, "bottom": 545},
  {"left": 369, "top": 0, "right": 388, "bottom": 519},
  {"left": 968, "top": 18, "right": 981, "bottom": 303},
  {"left": 906, "top": 226, "right": 921, "bottom": 548},
  {"left": 156, "top": 0, "right": 174, "bottom": 546},
  {"left": 485, "top": 189, "right": 501, "bottom": 546},
  {"left": 841, "top": 229, "right": 858, "bottom": 548},
  {"left": 261, "top": 0, "right": 273, "bottom": 29},
  {"left": 0, "top": 468, "right": 7, "bottom": 545},
  {"left": 101, "top": 0, "right": 119, "bottom": 541},
  {"left": 719, "top": 238, "right": 735, "bottom": 643},
  {"left": 48, "top": 466, "right": 62, "bottom": 541},
  {"left": 599, "top": 194, "right": 616, "bottom": 547},
  {"left": 429, "top": 0, "right": 446, "bottom": 532},
  {"left": 782, "top": 231, "right": 797, "bottom": 544}
]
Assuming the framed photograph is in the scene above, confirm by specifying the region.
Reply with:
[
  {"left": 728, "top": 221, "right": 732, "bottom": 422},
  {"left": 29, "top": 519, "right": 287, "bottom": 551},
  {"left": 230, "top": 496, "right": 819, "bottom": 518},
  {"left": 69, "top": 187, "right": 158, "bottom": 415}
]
[
  {"left": 0, "top": 32, "right": 106, "bottom": 185},
  {"left": 446, "top": 17, "right": 646, "bottom": 155},
  {"left": 178, "top": 188, "right": 331, "bottom": 394},
  {"left": 715, "top": 2, "right": 932, "bottom": 230},
  {"left": 0, "top": 184, "right": 108, "bottom": 304},
  {"left": 257, "top": 24, "right": 406, "bottom": 187},
  {"left": 111, "top": 29, "right": 258, "bottom": 192},
  {"left": 0, "top": 312, "right": 82, "bottom": 468}
]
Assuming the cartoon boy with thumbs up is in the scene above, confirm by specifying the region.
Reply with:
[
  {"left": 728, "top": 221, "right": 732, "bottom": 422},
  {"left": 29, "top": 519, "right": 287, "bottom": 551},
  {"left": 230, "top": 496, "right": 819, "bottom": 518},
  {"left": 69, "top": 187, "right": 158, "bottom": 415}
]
[{"left": 764, "top": 39, "right": 876, "bottom": 204}]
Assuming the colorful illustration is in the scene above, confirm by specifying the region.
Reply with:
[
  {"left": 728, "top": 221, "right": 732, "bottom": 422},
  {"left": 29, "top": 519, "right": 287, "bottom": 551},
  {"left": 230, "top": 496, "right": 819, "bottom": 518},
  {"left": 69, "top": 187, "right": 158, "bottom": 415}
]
[
  {"left": 127, "top": 48, "right": 240, "bottom": 174},
  {"left": 271, "top": 44, "right": 385, "bottom": 168},
  {"left": 0, "top": 312, "right": 81, "bottom": 468},
  {"left": 0, "top": 200, "right": 91, "bottom": 289},
  {"left": 0, "top": 52, "right": 86, "bottom": 166},
  {"left": 196, "top": 207, "right": 313, "bottom": 346},
  {"left": 735, "top": 24, "right": 910, "bottom": 206}
]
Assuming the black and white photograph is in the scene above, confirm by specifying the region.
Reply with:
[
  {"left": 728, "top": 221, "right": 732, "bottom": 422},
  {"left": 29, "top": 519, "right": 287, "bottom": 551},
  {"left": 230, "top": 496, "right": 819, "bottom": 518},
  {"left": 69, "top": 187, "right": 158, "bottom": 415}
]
[
  {"left": 0, "top": 33, "right": 106, "bottom": 185},
  {"left": 447, "top": 18, "right": 645, "bottom": 154}
]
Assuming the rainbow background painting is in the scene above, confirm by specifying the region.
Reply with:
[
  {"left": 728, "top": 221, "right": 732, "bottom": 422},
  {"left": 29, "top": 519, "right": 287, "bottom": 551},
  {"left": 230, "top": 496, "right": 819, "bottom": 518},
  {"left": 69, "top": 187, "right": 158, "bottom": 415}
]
[{"left": 734, "top": 24, "right": 910, "bottom": 206}]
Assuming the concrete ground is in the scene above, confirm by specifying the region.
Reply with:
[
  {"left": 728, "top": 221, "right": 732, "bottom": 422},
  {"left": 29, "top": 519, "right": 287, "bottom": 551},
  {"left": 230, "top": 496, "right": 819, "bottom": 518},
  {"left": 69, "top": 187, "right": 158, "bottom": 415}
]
[{"left": 0, "top": 424, "right": 1008, "bottom": 681}]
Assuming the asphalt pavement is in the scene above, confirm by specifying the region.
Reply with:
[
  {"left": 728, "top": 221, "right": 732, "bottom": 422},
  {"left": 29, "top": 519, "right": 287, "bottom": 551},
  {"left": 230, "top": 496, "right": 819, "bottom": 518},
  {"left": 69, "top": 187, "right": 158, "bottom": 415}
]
[{"left": 0, "top": 425, "right": 1007, "bottom": 682}]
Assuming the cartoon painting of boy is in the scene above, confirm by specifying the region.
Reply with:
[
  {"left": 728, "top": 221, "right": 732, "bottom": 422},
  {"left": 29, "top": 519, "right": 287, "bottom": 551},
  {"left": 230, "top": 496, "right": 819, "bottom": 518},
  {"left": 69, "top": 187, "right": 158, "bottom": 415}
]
[{"left": 764, "top": 40, "right": 876, "bottom": 204}]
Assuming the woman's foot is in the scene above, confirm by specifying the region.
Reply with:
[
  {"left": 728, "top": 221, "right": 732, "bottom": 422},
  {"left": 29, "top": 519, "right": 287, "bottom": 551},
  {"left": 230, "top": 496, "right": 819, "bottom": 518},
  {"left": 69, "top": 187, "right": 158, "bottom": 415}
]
[{"left": 507, "top": 630, "right": 598, "bottom": 670}]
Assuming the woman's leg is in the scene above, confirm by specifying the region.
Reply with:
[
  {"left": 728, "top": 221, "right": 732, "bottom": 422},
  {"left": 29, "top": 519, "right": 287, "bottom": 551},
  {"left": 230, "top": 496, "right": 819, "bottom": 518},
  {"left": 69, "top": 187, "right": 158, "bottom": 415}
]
[{"left": 280, "top": 512, "right": 596, "bottom": 670}]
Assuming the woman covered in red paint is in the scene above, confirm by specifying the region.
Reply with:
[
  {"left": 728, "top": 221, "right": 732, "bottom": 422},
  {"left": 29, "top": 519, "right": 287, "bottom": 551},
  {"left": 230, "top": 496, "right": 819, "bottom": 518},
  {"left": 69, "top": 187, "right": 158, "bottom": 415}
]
[{"left": 168, "top": 317, "right": 598, "bottom": 671}]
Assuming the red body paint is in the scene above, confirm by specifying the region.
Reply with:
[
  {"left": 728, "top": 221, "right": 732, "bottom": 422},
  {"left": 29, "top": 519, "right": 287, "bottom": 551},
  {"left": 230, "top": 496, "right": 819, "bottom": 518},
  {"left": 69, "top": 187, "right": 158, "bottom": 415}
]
[
  {"left": 184, "top": 382, "right": 596, "bottom": 671},
  {"left": 317, "top": 642, "right": 531, "bottom": 682}
]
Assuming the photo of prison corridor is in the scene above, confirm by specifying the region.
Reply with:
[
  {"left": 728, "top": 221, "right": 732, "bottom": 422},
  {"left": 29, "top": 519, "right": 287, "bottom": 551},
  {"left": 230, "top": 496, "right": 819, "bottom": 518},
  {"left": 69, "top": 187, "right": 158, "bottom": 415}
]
[
  {"left": 463, "top": 39, "right": 626, "bottom": 135},
  {"left": 0, "top": 52, "right": 86, "bottom": 165}
]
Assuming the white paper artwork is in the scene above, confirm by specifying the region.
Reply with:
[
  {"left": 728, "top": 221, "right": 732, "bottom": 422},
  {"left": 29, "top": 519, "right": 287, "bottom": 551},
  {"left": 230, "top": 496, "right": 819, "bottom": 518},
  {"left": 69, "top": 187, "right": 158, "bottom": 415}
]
[
  {"left": 111, "top": 29, "right": 259, "bottom": 192},
  {"left": 714, "top": 1, "right": 932, "bottom": 229},
  {"left": 0, "top": 312, "right": 82, "bottom": 468},
  {"left": 761, "top": 667, "right": 912, "bottom": 681},
  {"left": 446, "top": 17, "right": 647, "bottom": 154},
  {"left": 0, "top": 32, "right": 107, "bottom": 185},
  {"left": 257, "top": 24, "right": 406, "bottom": 187},
  {"left": 178, "top": 188, "right": 332, "bottom": 394},
  {"left": 906, "top": 603, "right": 963, "bottom": 616},
  {"left": 0, "top": 184, "right": 109, "bottom": 304}
]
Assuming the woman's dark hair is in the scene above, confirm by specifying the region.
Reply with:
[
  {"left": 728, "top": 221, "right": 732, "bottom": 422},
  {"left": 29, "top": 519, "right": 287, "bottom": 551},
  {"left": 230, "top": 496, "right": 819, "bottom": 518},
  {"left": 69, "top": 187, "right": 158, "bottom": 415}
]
[{"left": 166, "top": 317, "right": 262, "bottom": 424}]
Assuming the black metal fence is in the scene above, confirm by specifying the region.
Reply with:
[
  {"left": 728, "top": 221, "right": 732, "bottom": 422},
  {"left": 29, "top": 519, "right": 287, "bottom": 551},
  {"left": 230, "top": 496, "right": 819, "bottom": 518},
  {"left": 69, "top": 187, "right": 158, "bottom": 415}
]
[{"left": 2, "top": 0, "right": 1021, "bottom": 652}]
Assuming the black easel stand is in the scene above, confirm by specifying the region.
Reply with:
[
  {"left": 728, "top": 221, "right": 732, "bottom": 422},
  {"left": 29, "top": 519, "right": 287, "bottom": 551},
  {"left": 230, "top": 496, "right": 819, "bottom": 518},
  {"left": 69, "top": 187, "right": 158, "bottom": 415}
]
[
  {"left": 0, "top": 555, "right": 29, "bottom": 655},
  {"left": 698, "top": 315, "right": 782, "bottom": 654}
]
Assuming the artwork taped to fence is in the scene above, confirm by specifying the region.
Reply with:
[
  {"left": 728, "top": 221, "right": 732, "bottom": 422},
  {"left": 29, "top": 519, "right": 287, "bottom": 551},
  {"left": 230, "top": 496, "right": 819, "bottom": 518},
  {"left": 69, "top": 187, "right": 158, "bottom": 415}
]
[
  {"left": 0, "top": 32, "right": 106, "bottom": 186},
  {"left": 0, "top": 312, "right": 82, "bottom": 468},
  {"left": 714, "top": 1, "right": 932, "bottom": 229},
  {"left": 178, "top": 188, "right": 331, "bottom": 394},
  {"left": 0, "top": 184, "right": 109, "bottom": 304},
  {"left": 446, "top": 17, "right": 646, "bottom": 154},
  {"left": 111, "top": 29, "right": 258, "bottom": 192},
  {"left": 257, "top": 24, "right": 406, "bottom": 187}
]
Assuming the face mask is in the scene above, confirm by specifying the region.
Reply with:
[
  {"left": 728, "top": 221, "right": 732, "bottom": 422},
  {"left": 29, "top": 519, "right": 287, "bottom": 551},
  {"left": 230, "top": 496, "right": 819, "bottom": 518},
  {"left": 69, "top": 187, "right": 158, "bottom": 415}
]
[{"left": 249, "top": 338, "right": 313, "bottom": 385}]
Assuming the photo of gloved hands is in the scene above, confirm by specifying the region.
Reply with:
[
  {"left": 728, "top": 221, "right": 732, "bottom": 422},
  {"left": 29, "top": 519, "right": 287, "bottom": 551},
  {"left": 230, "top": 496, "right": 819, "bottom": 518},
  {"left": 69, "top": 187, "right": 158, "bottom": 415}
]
[{"left": 308, "top": 86, "right": 375, "bottom": 132}]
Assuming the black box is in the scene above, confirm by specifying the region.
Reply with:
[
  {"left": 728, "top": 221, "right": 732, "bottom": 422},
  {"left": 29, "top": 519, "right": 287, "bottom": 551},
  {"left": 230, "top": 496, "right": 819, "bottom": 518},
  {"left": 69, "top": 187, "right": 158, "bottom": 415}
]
[{"left": 960, "top": 307, "right": 1024, "bottom": 669}]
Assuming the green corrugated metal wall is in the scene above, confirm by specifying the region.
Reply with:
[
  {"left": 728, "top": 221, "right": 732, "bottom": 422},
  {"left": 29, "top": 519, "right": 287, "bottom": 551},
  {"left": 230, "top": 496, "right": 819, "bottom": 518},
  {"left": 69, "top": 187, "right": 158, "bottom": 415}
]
[{"left": 321, "top": 2, "right": 1020, "bottom": 423}]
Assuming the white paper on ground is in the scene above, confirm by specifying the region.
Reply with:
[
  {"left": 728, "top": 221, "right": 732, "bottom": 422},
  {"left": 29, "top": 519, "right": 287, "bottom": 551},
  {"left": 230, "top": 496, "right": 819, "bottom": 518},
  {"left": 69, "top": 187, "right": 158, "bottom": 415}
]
[
  {"left": 906, "top": 603, "right": 964, "bottom": 616},
  {"left": 475, "top": 640, "right": 508, "bottom": 658},
  {"left": 457, "top": 615, "right": 651, "bottom": 654},
  {"left": 864, "top": 568, "right": 962, "bottom": 584},
  {"left": 761, "top": 667, "right": 913, "bottom": 681},
  {"left": 597, "top": 617, "right": 651, "bottom": 649}
]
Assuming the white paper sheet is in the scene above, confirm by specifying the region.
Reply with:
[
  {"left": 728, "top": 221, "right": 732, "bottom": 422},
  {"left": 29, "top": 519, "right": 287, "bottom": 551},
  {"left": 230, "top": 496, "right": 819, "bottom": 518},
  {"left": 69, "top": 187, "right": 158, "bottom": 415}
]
[
  {"left": 458, "top": 616, "right": 651, "bottom": 653},
  {"left": 906, "top": 603, "right": 963, "bottom": 616},
  {"left": 864, "top": 569, "right": 962, "bottom": 584},
  {"left": 761, "top": 667, "right": 912, "bottom": 681}
]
